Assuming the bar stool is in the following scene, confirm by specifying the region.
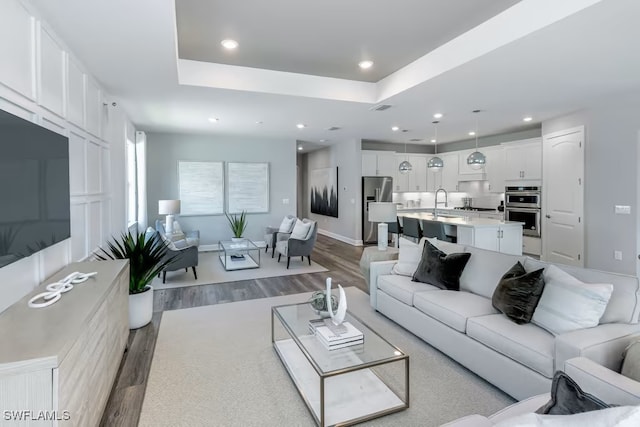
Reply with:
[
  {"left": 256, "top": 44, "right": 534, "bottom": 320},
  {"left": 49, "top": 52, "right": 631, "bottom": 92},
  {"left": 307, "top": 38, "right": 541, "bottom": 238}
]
[
  {"left": 401, "top": 217, "right": 422, "bottom": 242},
  {"left": 387, "top": 217, "right": 403, "bottom": 248},
  {"left": 420, "top": 219, "right": 455, "bottom": 243}
]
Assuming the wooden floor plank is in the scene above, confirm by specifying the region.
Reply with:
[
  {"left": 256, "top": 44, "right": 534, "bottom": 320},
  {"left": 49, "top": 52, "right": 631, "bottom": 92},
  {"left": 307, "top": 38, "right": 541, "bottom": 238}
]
[{"left": 100, "top": 235, "right": 366, "bottom": 425}]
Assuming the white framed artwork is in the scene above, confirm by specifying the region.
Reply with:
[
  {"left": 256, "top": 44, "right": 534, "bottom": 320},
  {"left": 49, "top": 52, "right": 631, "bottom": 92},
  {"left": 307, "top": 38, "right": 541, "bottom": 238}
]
[
  {"left": 226, "top": 162, "right": 269, "bottom": 213},
  {"left": 178, "top": 161, "right": 224, "bottom": 215}
]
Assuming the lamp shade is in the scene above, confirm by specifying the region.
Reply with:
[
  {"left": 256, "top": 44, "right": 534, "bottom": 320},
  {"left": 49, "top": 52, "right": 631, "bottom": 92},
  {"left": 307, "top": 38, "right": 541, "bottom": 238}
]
[
  {"left": 368, "top": 202, "right": 397, "bottom": 223},
  {"left": 158, "top": 199, "right": 181, "bottom": 215}
]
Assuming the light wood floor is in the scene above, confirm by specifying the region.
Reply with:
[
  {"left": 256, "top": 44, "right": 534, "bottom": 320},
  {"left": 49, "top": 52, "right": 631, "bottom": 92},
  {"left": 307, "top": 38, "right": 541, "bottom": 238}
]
[{"left": 100, "top": 235, "right": 367, "bottom": 426}]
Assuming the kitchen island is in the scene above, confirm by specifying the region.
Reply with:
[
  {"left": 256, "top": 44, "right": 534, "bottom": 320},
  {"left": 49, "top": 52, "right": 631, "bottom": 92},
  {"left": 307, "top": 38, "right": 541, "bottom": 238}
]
[{"left": 399, "top": 212, "right": 523, "bottom": 255}]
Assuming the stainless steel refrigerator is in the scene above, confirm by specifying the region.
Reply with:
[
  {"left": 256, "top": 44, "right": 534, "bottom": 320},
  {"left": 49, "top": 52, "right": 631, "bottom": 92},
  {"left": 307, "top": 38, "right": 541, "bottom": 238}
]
[{"left": 362, "top": 176, "right": 393, "bottom": 244}]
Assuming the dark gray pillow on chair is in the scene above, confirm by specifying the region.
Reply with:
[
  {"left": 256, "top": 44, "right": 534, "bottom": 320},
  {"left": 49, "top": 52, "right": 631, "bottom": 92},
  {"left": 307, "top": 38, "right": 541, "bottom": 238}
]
[
  {"left": 492, "top": 261, "right": 545, "bottom": 324},
  {"left": 536, "top": 371, "right": 611, "bottom": 415},
  {"left": 411, "top": 240, "right": 470, "bottom": 291}
]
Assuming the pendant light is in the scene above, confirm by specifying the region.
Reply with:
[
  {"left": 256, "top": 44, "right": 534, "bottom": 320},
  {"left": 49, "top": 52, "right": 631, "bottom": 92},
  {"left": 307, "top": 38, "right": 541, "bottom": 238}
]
[
  {"left": 467, "top": 109, "right": 486, "bottom": 170},
  {"left": 427, "top": 120, "right": 443, "bottom": 170},
  {"left": 398, "top": 141, "right": 412, "bottom": 174}
]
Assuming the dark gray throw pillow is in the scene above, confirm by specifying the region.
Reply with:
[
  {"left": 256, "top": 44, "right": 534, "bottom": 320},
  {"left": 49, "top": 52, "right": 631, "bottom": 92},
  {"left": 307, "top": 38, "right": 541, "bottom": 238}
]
[
  {"left": 411, "top": 241, "right": 470, "bottom": 291},
  {"left": 492, "top": 261, "right": 545, "bottom": 324},
  {"left": 536, "top": 371, "right": 611, "bottom": 415}
]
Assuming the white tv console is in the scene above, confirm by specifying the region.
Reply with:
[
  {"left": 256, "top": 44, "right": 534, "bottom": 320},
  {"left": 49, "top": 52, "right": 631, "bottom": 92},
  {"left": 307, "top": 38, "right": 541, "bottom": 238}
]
[{"left": 0, "top": 260, "right": 129, "bottom": 426}]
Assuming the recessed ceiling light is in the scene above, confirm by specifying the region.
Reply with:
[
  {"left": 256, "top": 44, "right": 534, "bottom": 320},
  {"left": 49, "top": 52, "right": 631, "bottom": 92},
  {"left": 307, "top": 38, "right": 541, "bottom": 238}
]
[
  {"left": 255, "top": 121, "right": 263, "bottom": 125},
  {"left": 221, "top": 39, "right": 238, "bottom": 50},
  {"left": 391, "top": 126, "right": 400, "bottom": 131},
  {"left": 430, "top": 139, "right": 437, "bottom": 143},
  {"left": 296, "top": 123, "right": 306, "bottom": 129},
  {"left": 208, "top": 117, "right": 219, "bottom": 123},
  {"left": 433, "top": 113, "right": 443, "bottom": 119},
  {"left": 468, "top": 131, "right": 476, "bottom": 136},
  {"left": 297, "top": 146, "right": 303, "bottom": 151},
  {"left": 358, "top": 60, "right": 373, "bottom": 69},
  {"left": 319, "top": 139, "right": 327, "bottom": 143},
  {"left": 523, "top": 116, "right": 533, "bottom": 122}
]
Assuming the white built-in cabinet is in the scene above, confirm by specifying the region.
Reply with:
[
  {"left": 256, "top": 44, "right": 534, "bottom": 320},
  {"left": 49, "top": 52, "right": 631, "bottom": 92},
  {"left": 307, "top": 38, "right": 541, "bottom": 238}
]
[
  {"left": 504, "top": 139, "right": 542, "bottom": 181},
  {"left": 395, "top": 154, "right": 428, "bottom": 192},
  {"left": 483, "top": 146, "right": 507, "bottom": 192},
  {"left": 457, "top": 225, "right": 523, "bottom": 255},
  {"left": 361, "top": 152, "right": 378, "bottom": 176},
  {"left": 377, "top": 153, "right": 398, "bottom": 178},
  {"left": 430, "top": 152, "right": 459, "bottom": 192}
]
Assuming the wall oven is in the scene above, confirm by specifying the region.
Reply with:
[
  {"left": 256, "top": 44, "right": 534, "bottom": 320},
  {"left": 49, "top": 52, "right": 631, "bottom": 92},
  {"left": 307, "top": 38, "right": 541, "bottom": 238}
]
[{"left": 505, "top": 186, "right": 541, "bottom": 237}]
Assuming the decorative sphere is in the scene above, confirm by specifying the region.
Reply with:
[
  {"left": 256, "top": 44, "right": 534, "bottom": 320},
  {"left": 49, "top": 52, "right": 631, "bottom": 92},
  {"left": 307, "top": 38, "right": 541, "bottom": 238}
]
[
  {"left": 398, "top": 160, "right": 412, "bottom": 174},
  {"left": 467, "top": 151, "right": 486, "bottom": 170},
  {"left": 427, "top": 156, "right": 444, "bottom": 170}
]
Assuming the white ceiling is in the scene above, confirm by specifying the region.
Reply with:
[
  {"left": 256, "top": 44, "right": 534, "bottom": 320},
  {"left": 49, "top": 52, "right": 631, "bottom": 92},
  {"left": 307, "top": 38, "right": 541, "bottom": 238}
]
[{"left": 33, "top": 0, "right": 640, "bottom": 151}]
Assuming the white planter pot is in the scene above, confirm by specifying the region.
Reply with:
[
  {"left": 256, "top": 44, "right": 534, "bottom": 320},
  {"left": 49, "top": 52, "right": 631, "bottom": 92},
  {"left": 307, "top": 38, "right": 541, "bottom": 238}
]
[
  {"left": 129, "top": 285, "right": 153, "bottom": 329},
  {"left": 231, "top": 237, "right": 244, "bottom": 243}
]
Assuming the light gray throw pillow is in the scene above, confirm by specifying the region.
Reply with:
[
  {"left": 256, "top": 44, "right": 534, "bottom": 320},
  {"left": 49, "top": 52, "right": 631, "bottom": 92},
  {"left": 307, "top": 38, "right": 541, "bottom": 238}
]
[{"left": 621, "top": 340, "right": 640, "bottom": 382}]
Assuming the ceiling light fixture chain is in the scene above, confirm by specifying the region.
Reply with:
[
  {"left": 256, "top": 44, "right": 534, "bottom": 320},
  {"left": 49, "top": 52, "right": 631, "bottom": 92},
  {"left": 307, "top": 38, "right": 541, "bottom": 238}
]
[
  {"left": 466, "top": 109, "right": 486, "bottom": 170},
  {"left": 427, "top": 120, "right": 443, "bottom": 170}
]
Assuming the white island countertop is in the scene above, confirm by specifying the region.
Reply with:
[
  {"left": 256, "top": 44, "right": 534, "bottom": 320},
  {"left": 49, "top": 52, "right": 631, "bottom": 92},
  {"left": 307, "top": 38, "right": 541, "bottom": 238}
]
[{"left": 399, "top": 212, "right": 522, "bottom": 228}]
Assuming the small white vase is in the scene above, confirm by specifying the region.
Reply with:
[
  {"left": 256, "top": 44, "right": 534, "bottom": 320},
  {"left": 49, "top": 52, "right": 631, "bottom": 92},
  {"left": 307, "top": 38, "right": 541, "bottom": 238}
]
[
  {"left": 231, "top": 237, "right": 244, "bottom": 243},
  {"left": 129, "top": 285, "right": 153, "bottom": 329}
]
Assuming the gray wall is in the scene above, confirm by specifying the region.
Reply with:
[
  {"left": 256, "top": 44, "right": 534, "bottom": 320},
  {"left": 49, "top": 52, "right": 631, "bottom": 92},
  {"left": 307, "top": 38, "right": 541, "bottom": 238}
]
[
  {"left": 146, "top": 133, "right": 297, "bottom": 245},
  {"left": 301, "top": 140, "right": 362, "bottom": 243},
  {"left": 542, "top": 93, "right": 640, "bottom": 275}
]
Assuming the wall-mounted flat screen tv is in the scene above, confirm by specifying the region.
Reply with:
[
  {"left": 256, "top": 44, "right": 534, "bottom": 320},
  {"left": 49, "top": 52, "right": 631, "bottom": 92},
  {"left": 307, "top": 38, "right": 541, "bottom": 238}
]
[{"left": 0, "top": 109, "right": 70, "bottom": 268}]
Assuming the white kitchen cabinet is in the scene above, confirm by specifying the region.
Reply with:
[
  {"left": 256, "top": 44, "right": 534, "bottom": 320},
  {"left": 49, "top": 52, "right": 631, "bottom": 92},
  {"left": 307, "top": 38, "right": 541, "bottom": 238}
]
[
  {"left": 377, "top": 153, "right": 398, "bottom": 178},
  {"left": 361, "top": 152, "right": 378, "bottom": 176},
  {"left": 408, "top": 155, "right": 428, "bottom": 192},
  {"left": 458, "top": 149, "right": 485, "bottom": 175},
  {"left": 458, "top": 225, "right": 523, "bottom": 255},
  {"left": 483, "top": 146, "right": 506, "bottom": 192},
  {"left": 504, "top": 139, "right": 542, "bottom": 181},
  {"left": 523, "top": 235, "right": 542, "bottom": 256},
  {"left": 429, "top": 152, "right": 459, "bottom": 192}
]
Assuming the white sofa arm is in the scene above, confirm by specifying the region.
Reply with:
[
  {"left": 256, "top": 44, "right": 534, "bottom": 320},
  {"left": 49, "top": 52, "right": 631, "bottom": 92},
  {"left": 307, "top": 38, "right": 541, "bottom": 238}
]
[
  {"left": 564, "top": 357, "right": 640, "bottom": 406},
  {"left": 555, "top": 323, "right": 640, "bottom": 372},
  {"left": 369, "top": 260, "right": 395, "bottom": 309}
]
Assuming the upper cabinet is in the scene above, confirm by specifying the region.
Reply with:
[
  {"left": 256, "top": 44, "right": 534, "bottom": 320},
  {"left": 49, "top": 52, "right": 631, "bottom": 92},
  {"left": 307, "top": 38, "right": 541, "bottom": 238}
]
[
  {"left": 483, "top": 146, "right": 506, "bottom": 192},
  {"left": 377, "top": 153, "right": 398, "bottom": 178},
  {"left": 361, "top": 152, "right": 378, "bottom": 176},
  {"left": 430, "top": 152, "right": 459, "bottom": 192},
  {"left": 395, "top": 154, "right": 428, "bottom": 192},
  {"left": 360, "top": 151, "right": 397, "bottom": 178},
  {"left": 504, "top": 139, "right": 542, "bottom": 181},
  {"left": 458, "top": 149, "right": 485, "bottom": 175}
]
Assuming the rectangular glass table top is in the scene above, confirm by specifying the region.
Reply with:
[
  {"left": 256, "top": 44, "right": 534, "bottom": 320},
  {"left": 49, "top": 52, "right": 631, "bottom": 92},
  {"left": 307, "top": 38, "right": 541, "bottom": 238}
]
[
  {"left": 272, "top": 302, "right": 406, "bottom": 375},
  {"left": 218, "top": 239, "right": 258, "bottom": 252}
]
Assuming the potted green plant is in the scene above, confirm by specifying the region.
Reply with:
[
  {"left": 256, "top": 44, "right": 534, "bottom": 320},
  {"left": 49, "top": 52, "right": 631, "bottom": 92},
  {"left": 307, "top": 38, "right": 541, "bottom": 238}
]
[
  {"left": 225, "top": 210, "right": 248, "bottom": 242},
  {"left": 97, "top": 231, "right": 174, "bottom": 329}
]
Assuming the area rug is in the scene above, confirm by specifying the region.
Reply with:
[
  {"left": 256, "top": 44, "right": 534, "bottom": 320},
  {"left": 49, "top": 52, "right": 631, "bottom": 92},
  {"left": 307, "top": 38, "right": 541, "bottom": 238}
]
[
  {"left": 152, "top": 251, "right": 328, "bottom": 290},
  {"left": 139, "top": 287, "right": 514, "bottom": 426}
]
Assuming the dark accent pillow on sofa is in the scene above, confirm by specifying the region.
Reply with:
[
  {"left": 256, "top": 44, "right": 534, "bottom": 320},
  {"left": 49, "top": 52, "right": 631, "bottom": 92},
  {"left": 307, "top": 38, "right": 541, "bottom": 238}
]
[
  {"left": 536, "top": 370, "right": 611, "bottom": 415},
  {"left": 492, "top": 261, "right": 545, "bottom": 324},
  {"left": 411, "top": 240, "right": 471, "bottom": 291}
]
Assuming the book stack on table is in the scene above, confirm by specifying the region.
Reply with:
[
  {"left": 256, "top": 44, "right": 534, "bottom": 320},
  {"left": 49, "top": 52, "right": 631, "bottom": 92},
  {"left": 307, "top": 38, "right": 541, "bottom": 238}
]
[{"left": 309, "top": 319, "right": 364, "bottom": 350}]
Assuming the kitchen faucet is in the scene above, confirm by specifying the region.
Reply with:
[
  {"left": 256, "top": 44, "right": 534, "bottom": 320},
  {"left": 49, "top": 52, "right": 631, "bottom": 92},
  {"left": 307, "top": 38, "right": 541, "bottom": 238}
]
[{"left": 434, "top": 188, "right": 448, "bottom": 216}]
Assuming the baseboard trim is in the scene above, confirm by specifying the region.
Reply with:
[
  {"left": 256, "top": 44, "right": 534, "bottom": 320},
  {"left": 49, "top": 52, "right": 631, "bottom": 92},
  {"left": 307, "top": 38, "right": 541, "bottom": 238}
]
[{"left": 317, "top": 229, "right": 363, "bottom": 246}]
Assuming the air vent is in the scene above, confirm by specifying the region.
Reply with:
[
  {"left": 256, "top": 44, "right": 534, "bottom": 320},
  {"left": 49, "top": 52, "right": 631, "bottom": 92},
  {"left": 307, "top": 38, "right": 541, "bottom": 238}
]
[
  {"left": 327, "top": 126, "right": 341, "bottom": 131},
  {"left": 369, "top": 104, "right": 392, "bottom": 111},
  {"left": 409, "top": 138, "right": 422, "bottom": 142}
]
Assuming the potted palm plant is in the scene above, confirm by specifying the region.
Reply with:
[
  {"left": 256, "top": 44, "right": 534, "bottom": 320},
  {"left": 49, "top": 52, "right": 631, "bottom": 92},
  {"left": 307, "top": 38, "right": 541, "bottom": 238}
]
[
  {"left": 97, "top": 231, "right": 173, "bottom": 329},
  {"left": 225, "top": 210, "right": 248, "bottom": 242}
]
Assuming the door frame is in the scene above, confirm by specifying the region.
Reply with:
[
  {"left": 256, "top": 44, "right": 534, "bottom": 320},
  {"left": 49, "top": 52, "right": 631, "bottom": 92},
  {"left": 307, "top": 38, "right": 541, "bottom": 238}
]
[{"left": 541, "top": 125, "right": 585, "bottom": 265}]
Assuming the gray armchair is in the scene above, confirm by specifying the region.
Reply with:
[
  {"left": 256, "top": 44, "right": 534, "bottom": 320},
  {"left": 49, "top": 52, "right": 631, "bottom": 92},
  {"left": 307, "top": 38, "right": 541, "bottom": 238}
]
[
  {"left": 155, "top": 220, "right": 200, "bottom": 283},
  {"left": 264, "top": 215, "right": 296, "bottom": 258},
  {"left": 275, "top": 219, "right": 318, "bottom": 269}
]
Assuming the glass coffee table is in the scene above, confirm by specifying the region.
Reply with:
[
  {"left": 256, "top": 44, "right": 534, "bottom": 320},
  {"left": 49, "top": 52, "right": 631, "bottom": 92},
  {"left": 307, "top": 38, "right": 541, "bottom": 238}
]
[
  {"left": 218, "top": 239, "right": 261, "bottom": 271},
  {"left": 271, "top": 302, "right": 409, "bottom": 427}
]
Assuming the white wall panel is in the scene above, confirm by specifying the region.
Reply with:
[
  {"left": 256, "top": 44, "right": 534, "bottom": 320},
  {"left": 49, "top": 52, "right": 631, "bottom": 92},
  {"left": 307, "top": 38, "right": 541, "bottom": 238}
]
[
  {"left": 85, "top": 78, "right": 100, "bottom": 136},
  {"left": 67, "top": 57, "right": 84, "bottom": 127},
  {"left": 0, "top": 0, "right": 34, "bottom": 98},
  {"left": 70, "top": 203, "right": 87, "bottom": 261},
  {"left": 102, "top": 199, "right": 112, "bottom": 245},
  {"left": 37, "top": 25, "right": 64, "bottom": 116},
  {"left": 69, "top": 131, "right": 86, "bottom": 195},
  {"left": 88, "top": 202, "right": 102, "bottom": 253},
  {"left": 86, "top": 140, "right": 101, "bottom": 194},
  {"left": 40, "top": 240, "right": 70, "bottom": 279},
  {"left": 102, "top": 147, "right": 111, "bottom": 194}
]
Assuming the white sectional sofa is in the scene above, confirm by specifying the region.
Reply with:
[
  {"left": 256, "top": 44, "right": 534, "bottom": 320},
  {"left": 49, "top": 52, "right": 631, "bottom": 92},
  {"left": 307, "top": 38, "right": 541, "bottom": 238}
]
[{"left": 369, "top": 238, "right": 640, "bottom": 400}]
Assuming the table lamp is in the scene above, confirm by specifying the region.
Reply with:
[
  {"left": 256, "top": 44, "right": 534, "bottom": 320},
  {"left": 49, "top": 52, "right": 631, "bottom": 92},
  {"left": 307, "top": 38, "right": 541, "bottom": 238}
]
[
  {"left": 158, "top": 199, "right": 181, "bottom": 234},
  {"left": 368, "top": 202, "right": 397, "bottom": 251}
]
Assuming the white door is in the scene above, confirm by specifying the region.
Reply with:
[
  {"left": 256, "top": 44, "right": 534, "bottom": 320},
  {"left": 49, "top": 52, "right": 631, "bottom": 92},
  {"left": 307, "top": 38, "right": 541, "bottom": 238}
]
[{"left": 542, "top": 126, "right": 584, "bottom": 266}]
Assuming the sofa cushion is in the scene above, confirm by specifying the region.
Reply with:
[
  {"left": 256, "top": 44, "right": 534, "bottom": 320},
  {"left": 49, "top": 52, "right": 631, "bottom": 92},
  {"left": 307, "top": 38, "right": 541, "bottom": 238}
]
[
  {"left": 291, "top": 219, "right": 312, "bottom": 239},
  {"left": 278, "top": 216, "right": 296, "bottom": 233},
  {"left": 412, "top": 240, "right": 471, "bottom": 291},
  {"left": 467, "top": 314, "right": 555, "bottom": 378},
  {"left": 492, "top": 261, "right": 546, "bottom": 324},
  {"left": 414, "top": 291, "right": 498, "bottom": 333},
  {"left": 532, "top": 265, "right": 613, "bottom": 336},
  {"left": 525, "top": 257, "right": 640, "bottom": 325},
  {"left": 459, "top": 246, "right": 525, "bottom": 299},
  {"left": 378, "top": 274, "right": 440, "bottom": 306},
  {"left": 392, "top": 237, "right": 421, "bottom": 276}
]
